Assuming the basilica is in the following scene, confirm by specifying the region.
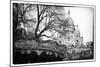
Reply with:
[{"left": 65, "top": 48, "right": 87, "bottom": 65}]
[{"left": 55, "top": 10, "right": 84, "bottom": 47}]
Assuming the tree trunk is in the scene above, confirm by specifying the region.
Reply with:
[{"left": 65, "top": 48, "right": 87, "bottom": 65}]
[{"left": 35, "top": 5, "right": 40, "bottom": 39}]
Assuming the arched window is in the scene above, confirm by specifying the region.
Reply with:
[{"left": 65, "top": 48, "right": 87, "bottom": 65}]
[{"left": 68, "top": 36, "right": 70, "bottom": 41}]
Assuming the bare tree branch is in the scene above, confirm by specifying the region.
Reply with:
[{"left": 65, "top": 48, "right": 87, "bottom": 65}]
[
  {"left": 39, "top": 6, "right": 48, "bottom": 17},
  {"left": 35, "top": 4, "right": 40, "bottom": 37},
  {"left": 39, "top": 14, "right": 48, "bottom": 23},
  {"left": 39, "top": 26, "right": 49, "bottom": 36},
  {"left": 40, "top": 34, "right": 53, "bottom": 38},
  {"left": 22, "top": 4, "right": 32, "bottom": 16},
  {"left": 17, "top": 5, "right": 23, "bottom": 16},
  {"left": 35, "top": 5, "right": 50, "bottom": 38}
]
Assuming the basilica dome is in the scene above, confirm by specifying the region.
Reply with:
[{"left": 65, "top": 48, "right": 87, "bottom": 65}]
[
  {"left": 64, "top": 16, "right": 75, "bottom": 28},
  {"left": 64, "top": 10, "right": 75, "bottom": 32}
]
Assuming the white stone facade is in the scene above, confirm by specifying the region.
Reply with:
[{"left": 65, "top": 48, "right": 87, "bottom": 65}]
[{"left": 56, "top": 10, "right": 83, "bottom": 46}]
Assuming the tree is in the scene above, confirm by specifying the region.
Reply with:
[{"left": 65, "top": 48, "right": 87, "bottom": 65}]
[
  {"left": 13, "top": 3, "right": 67, "bottom": 41},
  {"left": 13, "top": 3, "right": 34, "bottom": 40},
  {"left": 13, "top": 3, "right": 33, "bottom": 28},
  {"left": 32, "top": 4, "right": 66, "bottom": 40}
]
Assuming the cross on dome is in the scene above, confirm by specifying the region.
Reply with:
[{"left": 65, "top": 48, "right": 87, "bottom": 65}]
[{"left": 68, "top": 9, "right": 70, "bottom": 16}]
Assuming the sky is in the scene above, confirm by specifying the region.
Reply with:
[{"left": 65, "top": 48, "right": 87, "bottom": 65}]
[{"left": 64, "top": 7, "right": 94, "bottom": 44}]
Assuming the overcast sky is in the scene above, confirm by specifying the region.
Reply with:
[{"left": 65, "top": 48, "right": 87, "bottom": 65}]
[{"left": 64, "top": 7, "right": 94, "bottom": 44}]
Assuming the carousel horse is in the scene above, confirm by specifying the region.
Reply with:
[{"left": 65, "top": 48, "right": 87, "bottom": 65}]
[{"left": 17, "top": 22, "right": 29, "bottom": 36}]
